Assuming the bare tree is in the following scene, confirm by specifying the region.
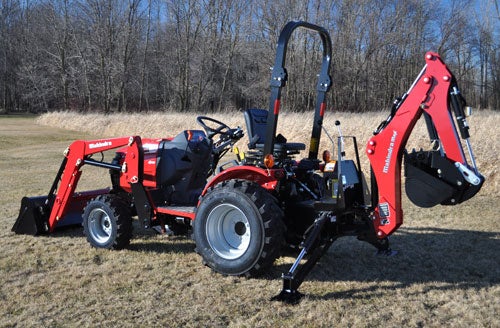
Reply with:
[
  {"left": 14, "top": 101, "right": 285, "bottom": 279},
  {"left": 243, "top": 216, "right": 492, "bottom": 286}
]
[
  {"left": 1, "top": 0, "right": 497, "bottom": 113},
  {"left": 138, "top": 0, "right": 152, "bottom": 111},
  {"left": 0, "top": 0, "right": 23, "bottom": 112},
  {"left": 166, "top": 0, "right": 204, "bottom": 112}
]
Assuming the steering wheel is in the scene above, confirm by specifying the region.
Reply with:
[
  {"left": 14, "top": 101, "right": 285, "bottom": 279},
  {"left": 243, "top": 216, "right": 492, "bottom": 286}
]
[{"left": 196, "top": 116, "right": 231, "bottom": 139}]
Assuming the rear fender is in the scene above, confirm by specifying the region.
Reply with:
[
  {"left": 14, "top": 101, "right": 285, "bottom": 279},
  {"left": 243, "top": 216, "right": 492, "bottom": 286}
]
[{"left": 202, "top": 166, "right": 281, "bottom": 196}]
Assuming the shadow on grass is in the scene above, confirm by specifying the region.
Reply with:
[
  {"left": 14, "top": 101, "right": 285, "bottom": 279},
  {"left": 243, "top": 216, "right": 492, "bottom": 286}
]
[
  {"left": 44, "top": 225, "right": 84, "bottom": 238},
  {"left": 40, "top": 223, "right": 196, "bottom": 254},
  {"left": 31, "top": 223, "right": 500, "bottom": 292},
  {"left": 270, "top": 226, "right": 499, "bottom": 299},
  {"left": 128, "top": 235, "right": 195, "bottom": 254},
  {"left": 128, "top": 241, "right": 195, "bottom": 254}
]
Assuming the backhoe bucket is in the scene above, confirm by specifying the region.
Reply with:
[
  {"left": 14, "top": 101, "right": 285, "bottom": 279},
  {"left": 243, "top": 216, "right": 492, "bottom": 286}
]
[{"left": 404, "top": 150, "right": 484, "bottom": 208}]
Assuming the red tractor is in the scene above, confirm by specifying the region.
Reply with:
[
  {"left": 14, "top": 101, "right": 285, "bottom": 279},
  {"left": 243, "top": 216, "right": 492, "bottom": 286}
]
[{"left": 13, "top": 21, "right": 484, "bottom": 303}]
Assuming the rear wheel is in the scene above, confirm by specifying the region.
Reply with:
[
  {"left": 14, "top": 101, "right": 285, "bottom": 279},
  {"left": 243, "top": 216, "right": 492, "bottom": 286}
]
[
  {"left": 83, "top": 195, "right": 132, "bottom": 250},
  {"left": 194, "top": 180, "right": 285, "bottom": 276}
]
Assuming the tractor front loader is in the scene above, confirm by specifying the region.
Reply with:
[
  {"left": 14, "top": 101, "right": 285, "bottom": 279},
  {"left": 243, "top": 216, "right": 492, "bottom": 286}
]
[
  {"left": 13, "top": 21, "right": 484, "bottom": 303},
  {"left": 13, "top": 118, "right": 245, "bottom": 250},
  {"left": 13, "top": 136, "right": 144, "bottom": 237}
]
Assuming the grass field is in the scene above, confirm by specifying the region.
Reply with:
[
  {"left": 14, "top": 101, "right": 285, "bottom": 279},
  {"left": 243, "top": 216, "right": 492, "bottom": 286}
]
[{"left": 1, "top": 112, "right": 499, "bottom": 327}]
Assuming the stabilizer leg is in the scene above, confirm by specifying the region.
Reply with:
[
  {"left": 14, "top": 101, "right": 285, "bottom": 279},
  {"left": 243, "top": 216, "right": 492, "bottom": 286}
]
[{"left": 272, "top": 212, "right": 334, "bottom": 304}]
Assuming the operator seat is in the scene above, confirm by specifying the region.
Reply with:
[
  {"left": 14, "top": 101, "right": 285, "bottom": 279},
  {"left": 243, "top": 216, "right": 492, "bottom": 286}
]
[{"left": 244, "top": 108, "right": 305, "bottom": 153}]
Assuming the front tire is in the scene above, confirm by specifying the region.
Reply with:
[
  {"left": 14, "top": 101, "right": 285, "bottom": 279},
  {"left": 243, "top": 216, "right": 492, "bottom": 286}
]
[
  {"left": 83, "top": 194, "right": 132, "bottom": 250},
  {"left": 194, "top": 180, "right": 285, "bottom": 276}
]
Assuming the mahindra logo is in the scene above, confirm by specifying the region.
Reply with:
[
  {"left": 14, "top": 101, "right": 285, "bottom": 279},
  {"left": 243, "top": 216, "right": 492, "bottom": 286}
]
[
  {"left": 89, "top": 141, "right": 112, "bottom": 149},
  {"left": 383, "top": 130, "right": 398, "bottom": 173}
]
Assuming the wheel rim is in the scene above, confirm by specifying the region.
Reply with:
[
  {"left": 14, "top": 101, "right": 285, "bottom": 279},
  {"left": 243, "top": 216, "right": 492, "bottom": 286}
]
[
  {"left": 206, "top": 204, "right": 251, "bottom": 260},
  {"left": 88, "top": 208, "right": 113, "bottom": 244}
]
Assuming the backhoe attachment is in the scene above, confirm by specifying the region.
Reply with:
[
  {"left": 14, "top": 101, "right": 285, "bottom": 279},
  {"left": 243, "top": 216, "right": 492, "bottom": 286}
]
[
  {"left": 367, "top": 52, "right": 484, "bottom": 238},
  {"left": 274, "top": 51, "right": 485, "bottom": 304}
]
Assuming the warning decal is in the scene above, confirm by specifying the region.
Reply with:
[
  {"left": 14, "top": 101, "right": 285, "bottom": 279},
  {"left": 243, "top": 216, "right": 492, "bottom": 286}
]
[{"left": 379, "top": 203, "right": 390, "bottom": 218}]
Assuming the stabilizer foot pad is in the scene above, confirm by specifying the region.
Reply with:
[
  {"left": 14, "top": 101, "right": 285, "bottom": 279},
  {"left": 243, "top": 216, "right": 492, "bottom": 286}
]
[{"left": 271, "top": 289, "right": 304, "bottom": 305}]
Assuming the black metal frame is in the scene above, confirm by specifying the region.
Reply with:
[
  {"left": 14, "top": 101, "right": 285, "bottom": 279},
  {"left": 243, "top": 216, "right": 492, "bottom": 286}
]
[{"left": 263, "top": 21, "right": 332, "bottom": 160}]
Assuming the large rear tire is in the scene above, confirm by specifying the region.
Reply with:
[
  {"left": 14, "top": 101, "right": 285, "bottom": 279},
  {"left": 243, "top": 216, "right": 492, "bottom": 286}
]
[
  {"left": 83, "top": 194, "right": 132, "bottom": 250},
  {"left": 194, "top": 180, "right": 285, "bottom": 276}
]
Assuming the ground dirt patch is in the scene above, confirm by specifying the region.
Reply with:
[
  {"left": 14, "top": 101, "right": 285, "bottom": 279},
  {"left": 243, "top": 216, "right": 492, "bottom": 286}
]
[{"left": 1, "top": 113, "right": 499, "bottom": 327}]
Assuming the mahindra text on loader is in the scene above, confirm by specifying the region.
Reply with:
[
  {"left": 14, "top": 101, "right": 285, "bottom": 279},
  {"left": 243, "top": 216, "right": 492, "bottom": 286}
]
[{"left": 13, "top": 21, "right": 484, "bottom": 303}]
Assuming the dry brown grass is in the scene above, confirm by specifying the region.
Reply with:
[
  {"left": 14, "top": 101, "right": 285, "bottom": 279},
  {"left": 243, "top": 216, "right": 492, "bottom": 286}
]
[{"left": 1, "top": 112, "right": 499, "bottom": 327}]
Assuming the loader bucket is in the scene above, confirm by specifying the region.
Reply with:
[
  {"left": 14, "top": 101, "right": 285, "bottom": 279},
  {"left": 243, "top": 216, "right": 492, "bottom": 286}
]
[
  {"left": 12, "top": 189, "right": 110, "bottom": 235},
  {"left": 12, "top": 196, "right": 50, "bottom": 235}
]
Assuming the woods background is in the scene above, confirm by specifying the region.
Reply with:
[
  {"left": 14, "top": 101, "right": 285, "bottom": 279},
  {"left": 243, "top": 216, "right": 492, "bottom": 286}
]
[{"left": 0, "top": 0, "right": 499, "bottom": 114}]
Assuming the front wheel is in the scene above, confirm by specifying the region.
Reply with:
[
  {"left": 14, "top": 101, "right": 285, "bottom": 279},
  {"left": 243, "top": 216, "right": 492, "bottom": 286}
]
[
  {"left": 82, "top": 194, "right": 132, "bottom": 250},
  {"left": 193, "top": 180, "right": 285, "bottom": 276}
]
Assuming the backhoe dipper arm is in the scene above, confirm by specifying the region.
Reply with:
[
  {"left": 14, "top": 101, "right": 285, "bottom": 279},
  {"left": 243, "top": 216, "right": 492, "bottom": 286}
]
[
  {"left": 47, "top": 136, "right": 143, "bottom": 232},
  {"left": 366, "top": 52, "right": 484, "bottom": 238}
]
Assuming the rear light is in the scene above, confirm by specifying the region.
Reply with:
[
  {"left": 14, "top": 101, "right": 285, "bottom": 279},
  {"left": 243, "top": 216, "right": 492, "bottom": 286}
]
[{"left": 264, "top": 154, "right": 275, "bottom": 168}]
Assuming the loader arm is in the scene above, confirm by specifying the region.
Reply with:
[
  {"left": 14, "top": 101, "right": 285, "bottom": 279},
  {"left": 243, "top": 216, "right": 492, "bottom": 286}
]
[
  {"left": 366, "top": 52, "right": 484, "bottom": 238},
  {"left": 46, "top": 136, "right": 144, "bottom": 232},
  {"left": 13, "top": 136, "right": 144, "bottom": 235}
]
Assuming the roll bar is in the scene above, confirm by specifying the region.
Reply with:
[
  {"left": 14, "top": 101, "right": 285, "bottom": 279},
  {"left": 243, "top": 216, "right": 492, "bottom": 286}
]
[{"left": 263, "top": 21, "right": 333, "bottom": 160}]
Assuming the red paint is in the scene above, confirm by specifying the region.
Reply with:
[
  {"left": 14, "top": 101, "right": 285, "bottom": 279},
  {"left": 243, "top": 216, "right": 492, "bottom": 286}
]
[
  {"left": 273, "top": 99, "right": 281, "bottom": 115},
  {"left": 319, "top": 102, "right": 326, "bottom": 117}
]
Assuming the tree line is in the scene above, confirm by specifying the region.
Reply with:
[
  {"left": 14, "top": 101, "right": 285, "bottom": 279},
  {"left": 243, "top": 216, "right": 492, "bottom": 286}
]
[{"left": 1, "top": 0, "right": 499, "bottom": 114}]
